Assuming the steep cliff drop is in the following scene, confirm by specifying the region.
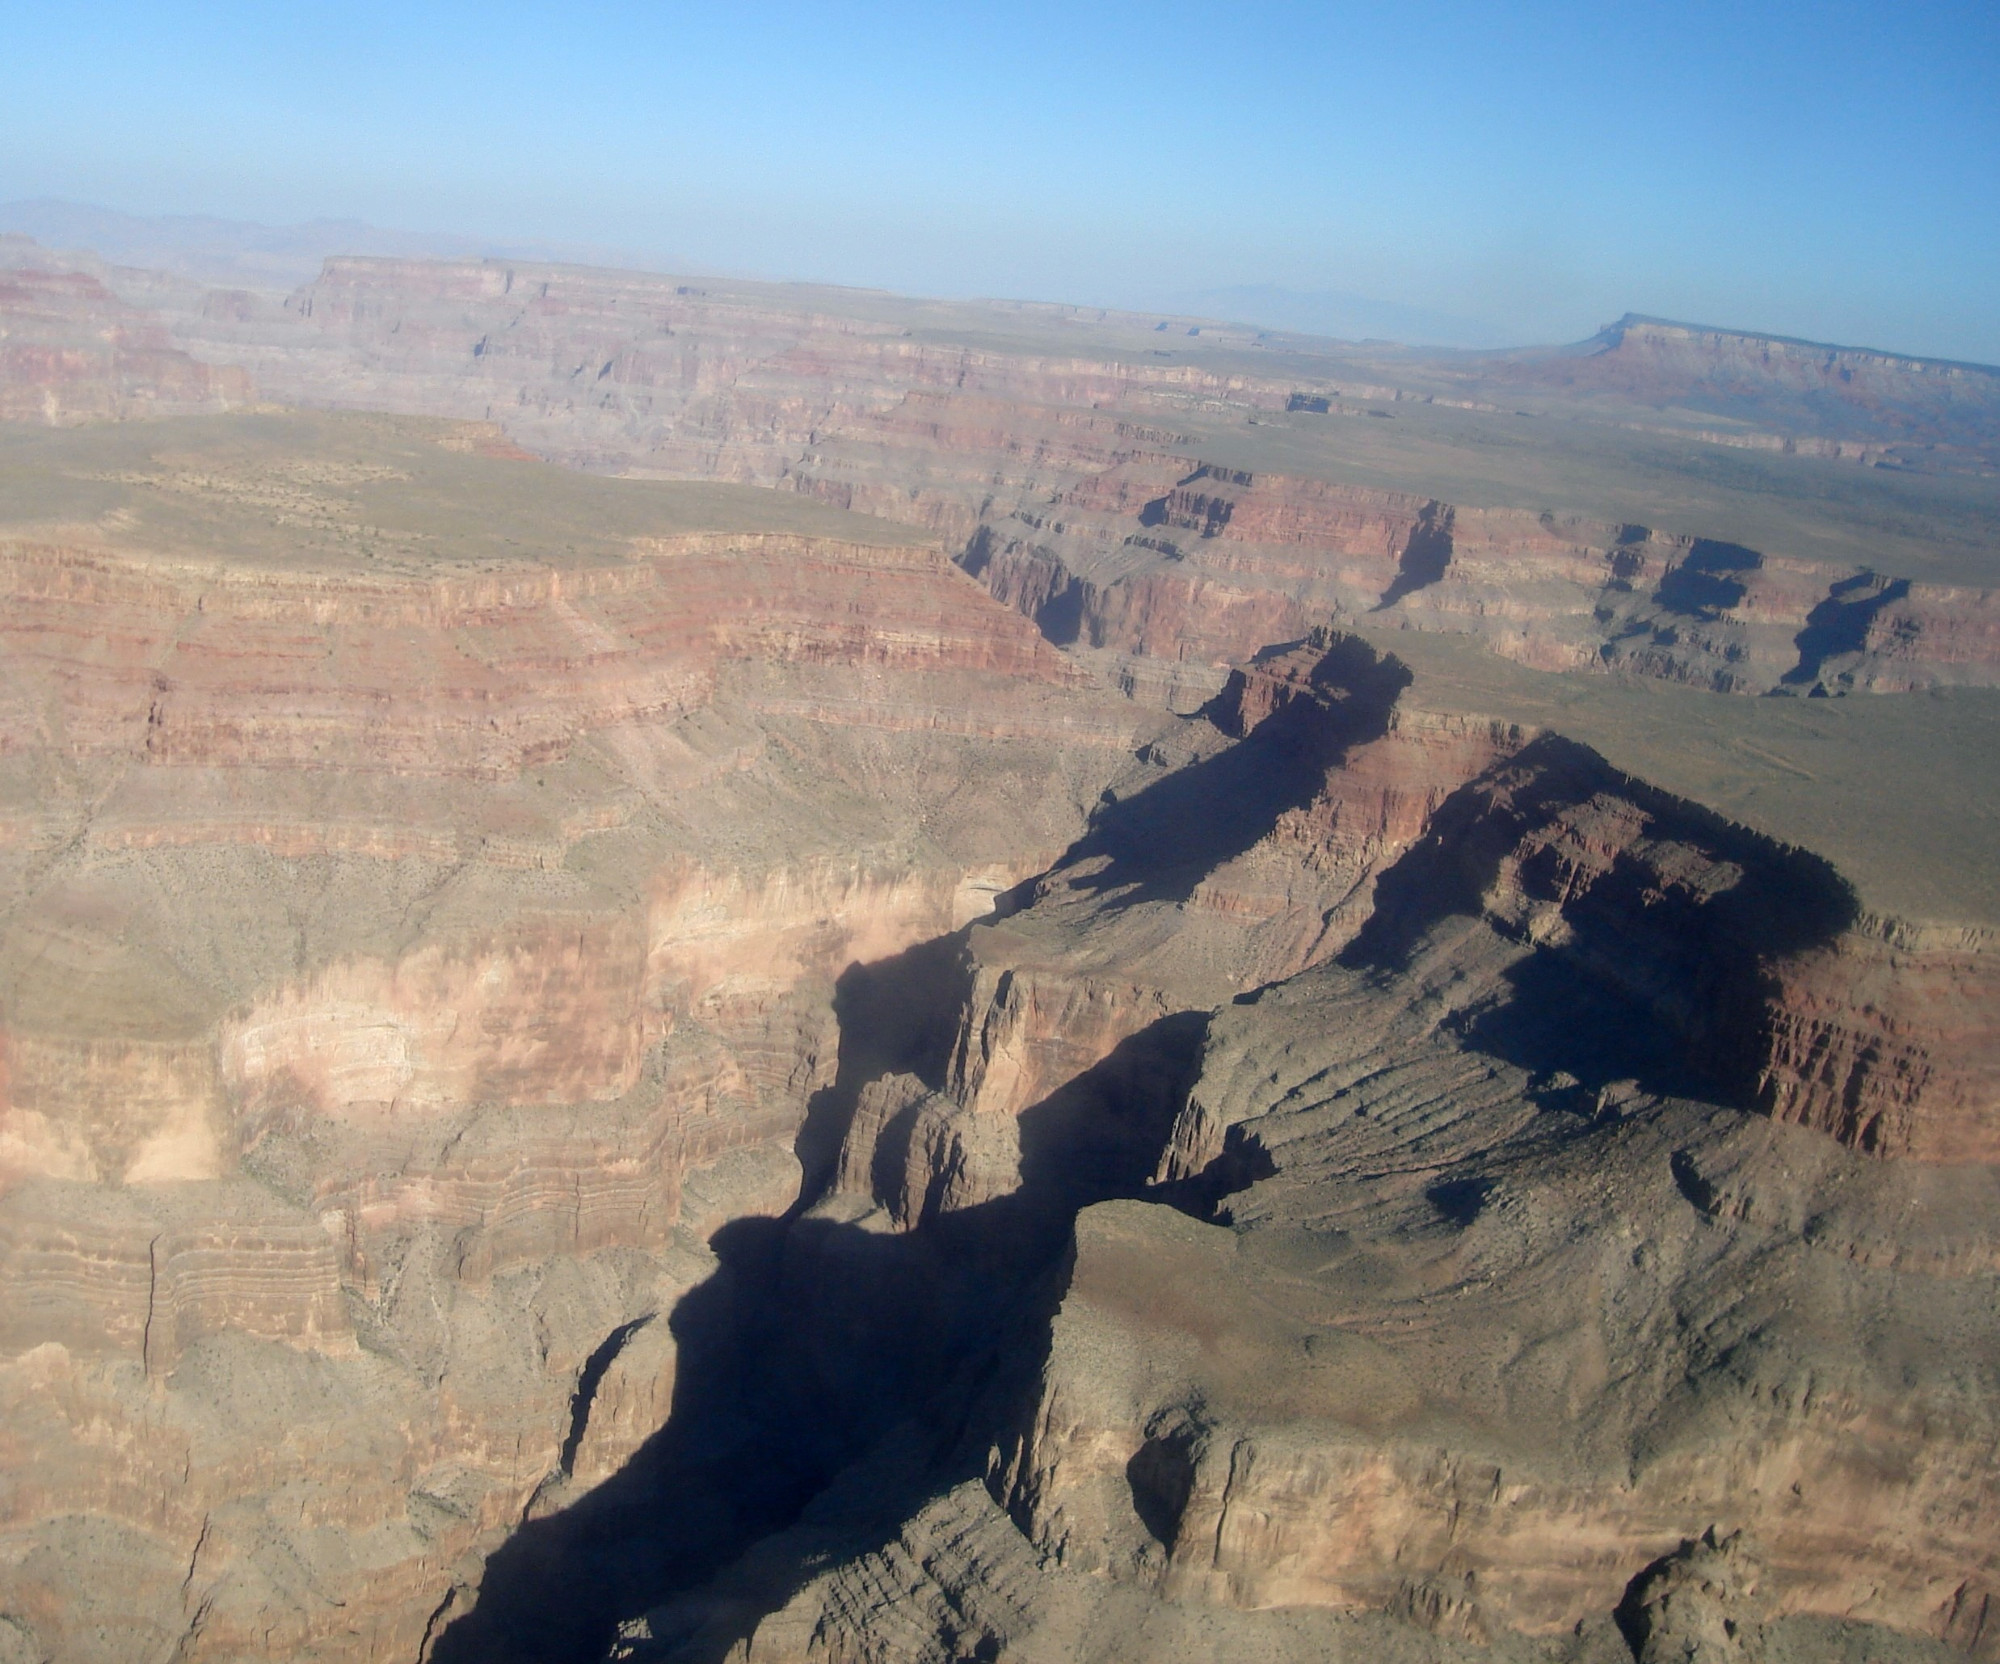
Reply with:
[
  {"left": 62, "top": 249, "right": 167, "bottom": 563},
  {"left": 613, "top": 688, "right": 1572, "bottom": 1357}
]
[
  {"left": 10, "top": 244, "right": 1998, "bottom": 701},
  {"left": 0, "top": 253, "right": 1993, "bottom": 1664},
  {"left": 424, "top": 636, "right": 1996, "bottom": 1664},
  {"left": 0, "top": 412, "right": 1157, "bottom": 1664}
]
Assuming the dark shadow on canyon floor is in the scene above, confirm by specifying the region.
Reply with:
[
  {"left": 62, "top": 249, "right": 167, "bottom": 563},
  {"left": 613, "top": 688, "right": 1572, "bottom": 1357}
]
[
  {"left": 429, "top": 641, "right": 1868, "bottom": 1663},
  {"left": 1343, "top": 731, "right": 1860, "bottom": 1109},
  {"left": 430, "top": 973, "right": 1224, "bottom": 1664},
  {"left": 1781, "top": 571, "right": 1910, "bottom": 688},
  {"left": 1057, "top": 634, "right": 1411, "bottom": 907},
  {"left": 432, "top": 643, "right": 1409, "bottom": 1661},
  {"left": 1654, "top": 538, "right": 1762, "bottom": 619},
  {"left": 1373, "top": 505, "right": 1454, "bottom": 611},
  {"left": 790, "top": 930, "right": 976, "bottom": 1202}
]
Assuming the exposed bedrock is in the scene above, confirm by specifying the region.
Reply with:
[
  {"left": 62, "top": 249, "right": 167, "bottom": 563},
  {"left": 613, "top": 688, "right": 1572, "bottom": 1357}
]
[
  {"left": 439, "top": 635, "right": 1995, "bottom": 1664},
  {"left": 0, "top": 401, "right": 1988, "bottom": 1662},
  {"left": 1759, "top": 918, "right": 2000, "bottom": 1162},
  {"left": 0, "top": 424, "right": 1164, "bottom": 1664},
  {"left": 14, "top": 248, "right": 1988, "bottom": 699},
  {"left": 985, "top": 853, "right": 2000, "bottom": 1647},
  {"left": 993, "top": 1168, "right": 1998, "bottom": 1658},
  {"left": 970, "top": 467, "right": 2000, "bottom": 696},
  {"left": 0, "top": 264, "right": 253, "bottom": 423},
  {"left": 0, "top": 253, "right": 1988, "bottom": 1664},
  {"left": 0, "top": 850, "right": 1018, "bottom": 1662},
  {"left": 265, "top": 268, "right": 2000, "bottom": 700},
  {"left": 952, "top": 678, "right": 1998, "bottom": 1658},
  {"left": 1508, "top": 314, "right": 2000, "bottom": 452}
]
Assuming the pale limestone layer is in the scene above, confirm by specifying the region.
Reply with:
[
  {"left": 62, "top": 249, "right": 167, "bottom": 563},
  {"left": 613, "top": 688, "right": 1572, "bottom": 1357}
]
[
  {"left": 0, "top": 419, "right": 1153, "bottom": 1664},
  {"left": 0, "top": 258, "right": 1992, "bottom": 1664}
]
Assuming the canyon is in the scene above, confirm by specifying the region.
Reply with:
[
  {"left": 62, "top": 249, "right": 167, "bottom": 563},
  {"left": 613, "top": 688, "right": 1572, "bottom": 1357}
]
[{"left": 0, "top": 224, "right": 1993, "bottom": 1664}]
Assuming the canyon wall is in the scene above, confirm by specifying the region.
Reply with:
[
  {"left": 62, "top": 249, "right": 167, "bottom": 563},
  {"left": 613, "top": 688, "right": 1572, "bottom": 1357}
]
[
  {"left": 9, "top": 245, "right": 1994, "bottom": 698},
  {"left": 0, "top": 261, "right": 252, "bottom": 423},
  {"left": 610, "top": 636, "right": 1998, "bottom": 1664},
  {"left": 972, "top": 463, "right": 2000, "bottom": 695},
  {"left": 0, "top": 460, "right": 1990, "bottom": 1658},
  {"left": 0, "top": 248, "right": 1992, "bottom": 1664},
  {"left": 0, "top": 416, "right": 1154, "bottom": 1664}
]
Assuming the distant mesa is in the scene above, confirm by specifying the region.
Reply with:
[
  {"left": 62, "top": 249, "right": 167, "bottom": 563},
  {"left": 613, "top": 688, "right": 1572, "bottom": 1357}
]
[{"left": 0, "top": 217, "right": 1994, "bottom": 1664}]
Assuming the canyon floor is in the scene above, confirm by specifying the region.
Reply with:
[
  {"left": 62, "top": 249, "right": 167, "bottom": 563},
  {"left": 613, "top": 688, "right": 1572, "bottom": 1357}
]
[{"left": 0, "top": 228, "right": 1995, "bottom": 1664}]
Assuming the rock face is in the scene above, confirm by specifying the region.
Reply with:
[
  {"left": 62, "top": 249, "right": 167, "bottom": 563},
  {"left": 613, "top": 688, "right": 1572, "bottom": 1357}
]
[
  {"left": 1499, "top": 314, "right": 2000, "bottom": 453},
  {"left": 0, "top": 262, "right": 252, "bottom": 422},
  {"left": 970, "top": 463, "right": 2000, "bottom": 694},
  {"left": 0, "top": 241, "right": 1993, "bottom": 1664},
  {"left": 0, "top": 413, "right": 1152, "bottom": 1664},
  {"left": 1616, "top": 1529, "right": 1769, "bottom": 1664},
  {"left": 603, "top": 636, "right": 1997, "bottom": 1664},
  {"left": 200, "top": 262, "right": 2000, "bottom": 693},
  {"left": 1760, "top": 917, "right": 2000, "bottom": 1162},
  {"left": 189, "top": 262, "right": 2000, "bottom": 691},
  {"left": 7, "top": 242, "right": 1996, "bottom": 698}
]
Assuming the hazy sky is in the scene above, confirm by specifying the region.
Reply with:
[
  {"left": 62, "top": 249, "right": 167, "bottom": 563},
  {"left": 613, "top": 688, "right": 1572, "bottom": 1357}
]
[{"left": 4, "top": 1, "right": 1996, "bottom": 357}]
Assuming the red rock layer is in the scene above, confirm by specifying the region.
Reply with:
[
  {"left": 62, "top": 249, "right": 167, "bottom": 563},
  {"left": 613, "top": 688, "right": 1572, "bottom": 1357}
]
[
  {"left": 0, "top": 267, "right": 251, "bottom": 421},
  {"left": 1761, "top": 919, "right": 2000, "bottom": 1162},
  {"left": 960, "top": 459, "right": 2000, "bottom": 694},
  {"left": 0, "top": 465, "right": 1152, "bottom": 1661},
  {"left": 126, "top": 257, "right": 2000, "bottom": 693},
  {"left": 17, "top": 249, "right": 1994, "bottom": 696},
  {"left": 0, "top": 532, "right": 1077, "bottom": 778}
]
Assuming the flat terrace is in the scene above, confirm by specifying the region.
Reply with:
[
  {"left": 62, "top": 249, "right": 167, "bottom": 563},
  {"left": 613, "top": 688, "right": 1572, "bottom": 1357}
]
[
  {"left": 0, "top": 410, "right": 931, "bottom": 576},
  {"left": 1360, "top": 621, "right": 2000, "bottom": 927}
]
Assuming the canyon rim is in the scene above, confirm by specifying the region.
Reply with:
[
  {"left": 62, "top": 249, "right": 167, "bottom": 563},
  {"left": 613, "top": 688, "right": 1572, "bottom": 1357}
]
[{"left": 0, "top": 216, "right": 1994, "bottom": 1664}]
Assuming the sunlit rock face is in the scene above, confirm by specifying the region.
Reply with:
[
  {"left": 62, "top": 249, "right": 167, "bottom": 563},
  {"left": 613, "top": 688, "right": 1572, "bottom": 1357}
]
[
  {"left": 0, "top": 413, "right": 1152, "bottom": 1664},
  {"left": 14, "top": 244, "right": 1999, "bottom": 703},
  {"left": 0, "top": 250, "right": 1993, "bottom": 1664},
  {"left": 59, "top": 251, "right": 1990, "bottom": 698}
]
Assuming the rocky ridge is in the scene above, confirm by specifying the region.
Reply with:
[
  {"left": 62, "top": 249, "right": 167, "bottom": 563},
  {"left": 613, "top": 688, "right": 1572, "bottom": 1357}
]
[
  {"left": 1497, "top": 315, "right": 2000, "bottom": 452},
  {"left": 591, "top": 635, "right": 1998, "bottom": 1664},
  {"left": 0, "top": 243, "right": 1992, "bottom": 1664}
]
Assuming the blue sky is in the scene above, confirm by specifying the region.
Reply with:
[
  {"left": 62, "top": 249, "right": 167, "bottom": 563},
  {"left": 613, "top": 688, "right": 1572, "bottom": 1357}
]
[{"left": 3, "top": 1, "right": 1996, "bottom": 356}]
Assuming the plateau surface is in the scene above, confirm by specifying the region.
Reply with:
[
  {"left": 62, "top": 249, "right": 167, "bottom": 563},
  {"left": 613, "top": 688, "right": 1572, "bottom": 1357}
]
[{"left": 0, "top": 233, "right": 1992, "bottom": 1664}]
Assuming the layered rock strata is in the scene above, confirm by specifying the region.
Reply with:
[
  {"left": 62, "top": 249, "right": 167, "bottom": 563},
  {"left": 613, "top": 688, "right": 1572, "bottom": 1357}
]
[
  {"left": 0, "top": 414, "right": 1154, "bottom": 1664},
  {"left": 0, "top": 249, "right": 1992, "bottom": 1664},
  {"left": 1496, "top": 314, "right": 2000, "bottom": 453},
  {"left": 606, "top": 634, "right": 1997, "bottom": 1664},
  {"left": 0, "top": 261, "right": 251, "bottom": 423},
  {"left": 7, "top": 244, "right": 1993, "bottom": 699},
  {"left": 970, "top": 464, "right": 2000, "bottom": 695}
]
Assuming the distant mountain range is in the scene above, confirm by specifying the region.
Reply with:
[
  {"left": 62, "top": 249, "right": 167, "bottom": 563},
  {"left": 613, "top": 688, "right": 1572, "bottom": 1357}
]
[
  {"left": 0, "top": 200, "right": 1527, "bottom": 351},
  {"left": 5, "top": 198, "right": 1993, "bottom": 399},
  {"left": 0, "top": 197, "right": 637, "bottom": 290}
]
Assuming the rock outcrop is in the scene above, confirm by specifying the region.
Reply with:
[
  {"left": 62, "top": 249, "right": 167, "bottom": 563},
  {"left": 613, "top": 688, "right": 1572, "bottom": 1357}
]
[
  {"left": 0, "top": 413, "right": 1154, "bottom": 1664},
  {"left": 970, "top": 463, "right": 2000, "bottom": 695},
  {"left": 608, "top": 635, "right": 1995, "bottom": 1664},
  {"left": 7, "top": 244, "right": 1997, "bottom": 698},
  {"left": 0, "top": 260, "right": 251, "bottom": 423},
  {"left": 0, "top": 241, "right": 1993, "bottom": 1664},
  {"left": 1499, "top": 314, "right": 2000, "bottom": 454}
]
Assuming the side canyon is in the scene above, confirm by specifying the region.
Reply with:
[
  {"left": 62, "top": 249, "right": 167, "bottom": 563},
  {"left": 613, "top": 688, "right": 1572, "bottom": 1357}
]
[{"left": 0, "top": 233, "right": 1994, "bottom": 1664}]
